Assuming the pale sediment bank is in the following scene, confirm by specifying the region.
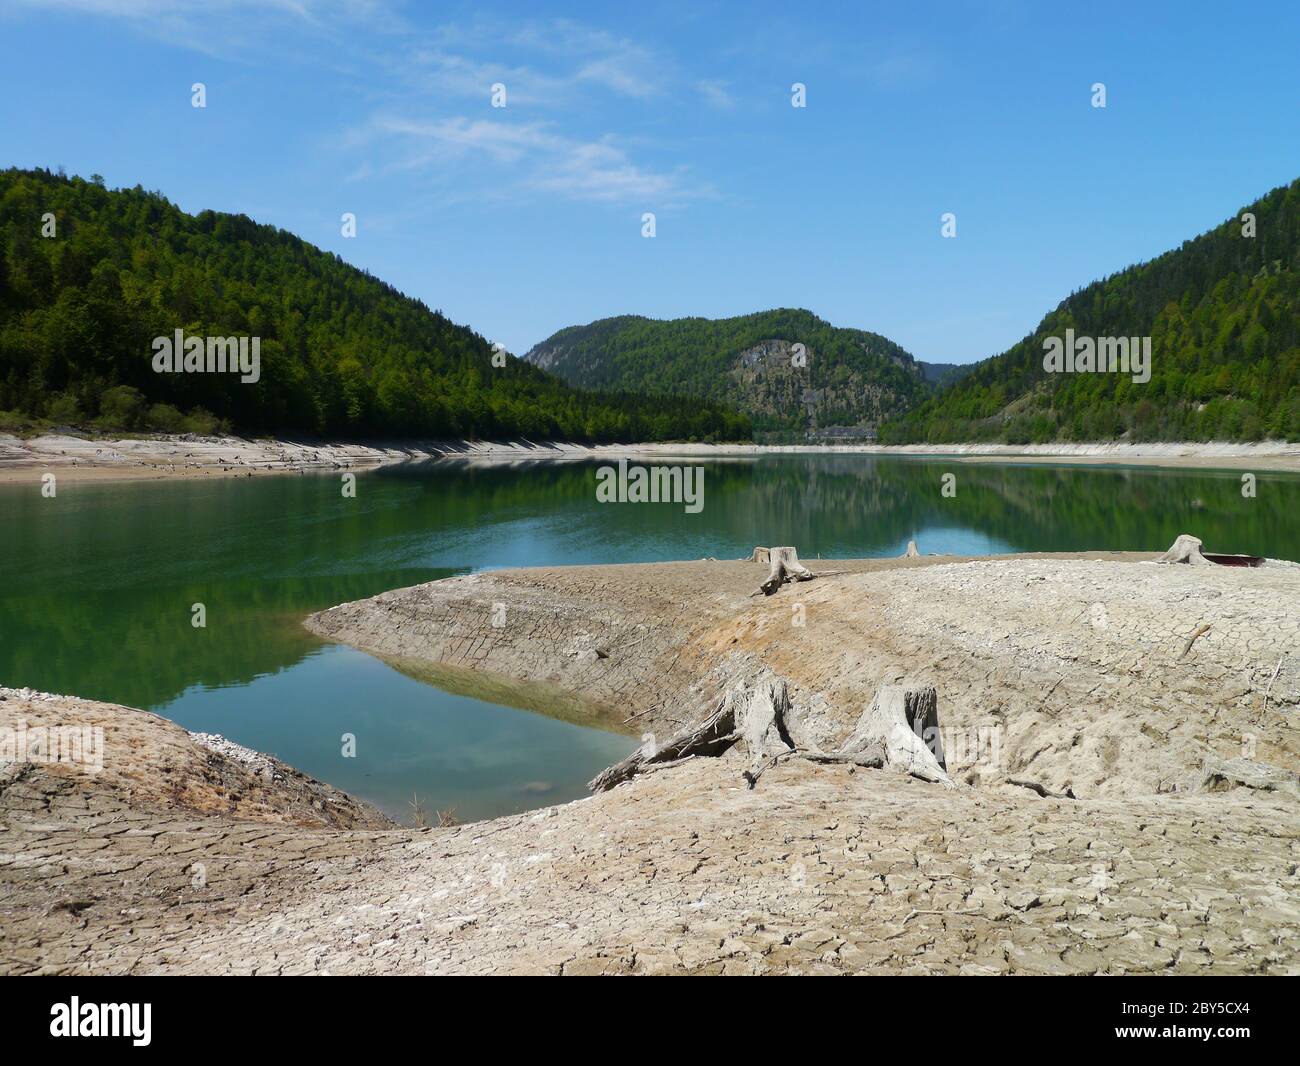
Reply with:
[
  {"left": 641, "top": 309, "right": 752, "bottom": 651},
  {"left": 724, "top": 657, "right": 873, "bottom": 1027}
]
[
  {"left": 2, "top": 432, "right": 1298, "bottom": 484},
  {"left": 3, "top": 552, "right": 1298, "bottom": 974},
  {"left": 306, "top": 552, "right": 1300, "bottom": 798},
  {"left": 558, "top": 439, "right": 1300, "bottom": 472}
]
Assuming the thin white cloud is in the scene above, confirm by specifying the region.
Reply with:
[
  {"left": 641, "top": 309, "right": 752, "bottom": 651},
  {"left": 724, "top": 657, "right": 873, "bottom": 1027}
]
[
  {"left": 358, "top": 114, "right": 702, "bottom": 205},
  {"left": 10, "top": 0, "right": 371, "bottom": 17},
  {"left": 14, "top": 2, "right": 711, "bottom": 205},
  {"left": 572, "top": 54, "right": 660, "bottom": 99},
  {"left": 374, "top": 116, "right": 562, "bottom": 164},
  {"left": 397, "top": 16, "right": 669, "bottom": 106},
  {"left": 530, "top": 140, "right": 688, "bottom": 203},
  {"left": 7, "top": 0, "right": 406, "bottom": 58},
  {"left": 696, "top": 79, "right": 736, "bottom": 110}
]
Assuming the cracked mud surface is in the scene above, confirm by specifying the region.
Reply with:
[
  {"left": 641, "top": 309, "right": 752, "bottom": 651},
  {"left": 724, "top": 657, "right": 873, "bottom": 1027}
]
[{"left": 3, "top": 553, "right": 1298, "bottom": 974}]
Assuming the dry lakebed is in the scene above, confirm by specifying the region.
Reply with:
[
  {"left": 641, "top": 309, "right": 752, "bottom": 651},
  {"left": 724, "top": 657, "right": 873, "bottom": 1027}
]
[{"left": 2, "top": 545, "right": 1297, "bottom": 974}]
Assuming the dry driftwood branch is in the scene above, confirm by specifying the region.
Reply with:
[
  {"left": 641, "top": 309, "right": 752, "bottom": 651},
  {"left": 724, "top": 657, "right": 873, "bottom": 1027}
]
[
  {"left": 1008, "top": 777, "right": 1077, "bottom": 800},
  {"left": 1157, "top": 533, "right": 1210, "bottom": 565},
  {"left": 752, "top": 546, "right": 816, "bottom": 596},
  {"left": 742, "top": 732, "right": 888, "bottom": 790},
  {"left": 804, "top": 748, "right": 886, "bottom": 769},
  {"left": 1178, "top": 623, "right": 1212, "bottom": 659},
  {"left": 634, "top": 754, "right": 699, "bottom": 777},
  {"left": 741, "top": 749, "right": 804, "bottom": 789},
  {"left": 1262, "top": 655, "right": 1284, "bottom": 710},
  {"left": 900, "top": 908, "right": 984, "bottom": 925}
]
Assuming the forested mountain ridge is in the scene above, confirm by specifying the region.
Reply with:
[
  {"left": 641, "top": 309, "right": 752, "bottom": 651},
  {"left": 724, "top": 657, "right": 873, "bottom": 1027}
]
[
  {"left": 0, "top": 168, "right": 750, "bottom": 442},
  {"left": 918, "top": 360, "right": 976, "bottom": 387},
  {"left": 881, "top": 178, "right": 1300, "bottom": 444},
  {"left": 524, "top": 309, "right": 929, "bottom": 439}
]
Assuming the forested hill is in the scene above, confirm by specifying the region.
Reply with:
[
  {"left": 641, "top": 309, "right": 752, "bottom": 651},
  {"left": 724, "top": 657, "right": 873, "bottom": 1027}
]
[
  {"left": 0, "top": 168, "right": 750, "bottom": 442},
  {"left": 523, "top": 309, "right": 928, "bottom": 438},
  {"left": 881, "top": 178, "right": 1300, "bottom": 444}
]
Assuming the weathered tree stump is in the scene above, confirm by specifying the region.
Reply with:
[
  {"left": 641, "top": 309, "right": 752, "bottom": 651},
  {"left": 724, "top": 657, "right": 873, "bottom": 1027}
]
[
  {"left": 1157, "top": 533, "right": 1210, "bottom": 565},
  {"left": 840, "top": 684, "right": 952, "bottom": 787},
  {"left": 902, "top": 540, "right": 920, "bottom": 558},
  {"left": 751, "top": 546, "right": 816, "bottom": 596},
  {"left": 734, "top": 677, "right": 794, "bottom": 779},
  {"left": 590, "top": 673, "right": 957, "bottom": 793},
  {"left": 1197, "top": 756, "right": 1300, "bottom": 798}
]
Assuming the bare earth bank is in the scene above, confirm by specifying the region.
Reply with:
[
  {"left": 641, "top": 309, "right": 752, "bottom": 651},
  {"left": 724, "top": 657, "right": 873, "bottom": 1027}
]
[
  {"left": 2, "top": 432, "right": 1298, "bottom": 483},
  {"left": 2, "top": 552, "right": 1297, "bottom": 974}
]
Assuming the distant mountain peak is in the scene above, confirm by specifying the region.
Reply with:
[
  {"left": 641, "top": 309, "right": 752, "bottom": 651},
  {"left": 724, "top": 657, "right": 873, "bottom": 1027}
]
[{"left": 523, "top": 308, "right": 928, "bottom": 440}]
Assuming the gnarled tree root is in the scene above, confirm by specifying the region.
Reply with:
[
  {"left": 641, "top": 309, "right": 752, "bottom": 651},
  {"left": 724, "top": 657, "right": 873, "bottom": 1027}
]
[{"left": 588, "top": 699, "right": 738, "bottom": 793}]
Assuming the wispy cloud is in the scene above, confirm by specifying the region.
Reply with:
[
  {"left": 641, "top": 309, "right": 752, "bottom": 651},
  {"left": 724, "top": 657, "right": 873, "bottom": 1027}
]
[
  {"left": 530, "top": 140, "right": 690, "bottom": 203},
  {"left": 13, "top": 2, "right": 710, "bottom": 206},
  {"left": 506, "top": 18, "right": 666, "bottom": 96},
  {"left": 355, "top": 114, "right": 701, "bottom": 205},
  {"left": 696, "top": 79, "right": 736, "bottom": 110},
  {"left": 8, "top": 0, "right": 405, "bottom": 60},
  {"left": 397, "top": 16, "right": 670, "bottom": 106}
]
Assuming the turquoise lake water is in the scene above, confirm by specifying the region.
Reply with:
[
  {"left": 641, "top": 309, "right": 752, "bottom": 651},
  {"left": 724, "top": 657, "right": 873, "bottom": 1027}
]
[{"left": 1, "top": 454, "right": 1295, "bottom": 822}]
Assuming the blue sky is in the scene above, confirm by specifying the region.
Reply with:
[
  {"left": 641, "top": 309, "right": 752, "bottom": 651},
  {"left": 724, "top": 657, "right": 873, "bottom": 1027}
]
[{"left": 3, "top": 0, "right": 1298, "bottom": 363}]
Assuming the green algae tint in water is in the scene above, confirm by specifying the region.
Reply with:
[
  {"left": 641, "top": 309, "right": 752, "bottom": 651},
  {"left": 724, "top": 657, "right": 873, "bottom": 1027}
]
[{"left": 1, "top": 456, "right": 1296, "bottom": 822}]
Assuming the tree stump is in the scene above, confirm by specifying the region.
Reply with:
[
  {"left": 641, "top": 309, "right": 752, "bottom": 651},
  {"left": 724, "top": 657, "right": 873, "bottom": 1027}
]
[
  {"left": 902, "top": 540, "right": 920, "bottom": 558},
  {"left": 752, "top": 546, "right": 816, "bottom": 596},
  {"left": 1157, "top": 533, "right": 1210, "bottom": 565},
  {"left": 1197, "top": 756, "right": 1300, "bottom": 798},
  {"left": 839, "top": 684, "right": 952, "bottom": 787},
  {"left": 589, "top": 674, "right": 957, "bottom": 793},
  {"left": 734, "top": 676, "right": 794, "bottom": 774}
]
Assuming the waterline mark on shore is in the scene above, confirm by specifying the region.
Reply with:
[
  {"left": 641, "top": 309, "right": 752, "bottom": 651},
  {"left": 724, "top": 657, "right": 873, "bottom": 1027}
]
[
  {"left": 1042, "top": 328, "right": 1150, "bottom": 383},
  {"left": 595, "top": 458, "right": 703, "bottom": 513},
  {"left": 0, "top": 721, "right": 104, "bottom": 774},
  {"left": 151, "top": 329, "right": 261, "bottom": 383}
]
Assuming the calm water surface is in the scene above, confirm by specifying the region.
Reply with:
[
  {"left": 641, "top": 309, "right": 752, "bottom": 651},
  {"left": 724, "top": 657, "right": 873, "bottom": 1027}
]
[{"left": 2, "top": 455, "right": 1295, "bottom": 821}]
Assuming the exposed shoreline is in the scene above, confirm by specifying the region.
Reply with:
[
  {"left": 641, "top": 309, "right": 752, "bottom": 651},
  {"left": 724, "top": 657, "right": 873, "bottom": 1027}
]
[
  {"left": 305, "top": 550, "right": 1300, "bottom": 796},
  {"left": 2, "top": 431, "right": 1298, "bottom": 484},
  {"left": 4, "top": 549, "right": 1297, "bottom": 974}
]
